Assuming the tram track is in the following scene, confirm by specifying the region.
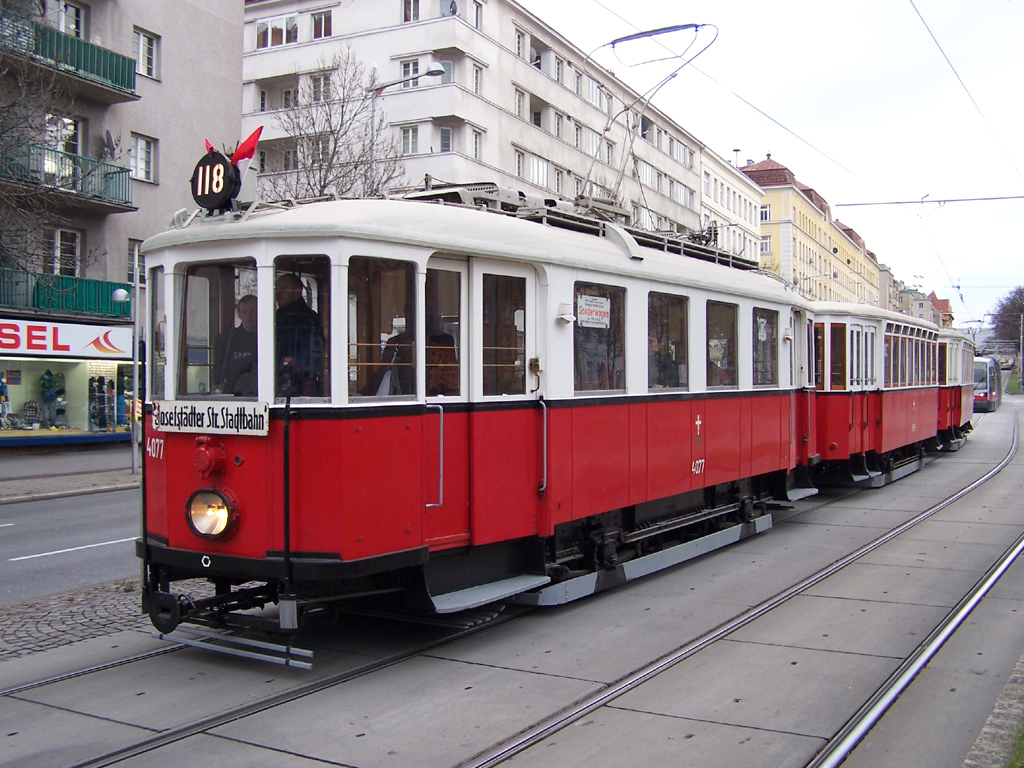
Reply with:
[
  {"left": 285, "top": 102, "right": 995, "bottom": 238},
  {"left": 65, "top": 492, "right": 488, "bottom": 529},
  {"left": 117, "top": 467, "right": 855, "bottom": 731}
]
[
  {"left": 458, "top": 412, "right": 1020, "bottom": 768},
  {"left": 39, "top": 605, "right": 532, "bottom": 768}
]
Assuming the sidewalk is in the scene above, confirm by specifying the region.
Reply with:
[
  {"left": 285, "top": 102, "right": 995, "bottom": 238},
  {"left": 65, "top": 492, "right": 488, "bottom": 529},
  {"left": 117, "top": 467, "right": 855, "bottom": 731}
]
[{"left": 0, "top": 443, "right": 140, "bottom": 504}]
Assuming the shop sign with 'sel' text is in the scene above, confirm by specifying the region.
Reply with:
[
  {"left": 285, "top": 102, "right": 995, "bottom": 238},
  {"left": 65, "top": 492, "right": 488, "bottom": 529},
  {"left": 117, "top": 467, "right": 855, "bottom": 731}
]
[{"left": 0, "top": 319, "right": 132, "bottom": 359}]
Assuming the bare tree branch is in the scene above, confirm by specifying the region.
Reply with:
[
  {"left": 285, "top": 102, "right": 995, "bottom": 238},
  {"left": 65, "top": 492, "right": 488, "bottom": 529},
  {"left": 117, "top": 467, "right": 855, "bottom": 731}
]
[{"left": 260, "top": 47, "right": 406, "bottom": 201}]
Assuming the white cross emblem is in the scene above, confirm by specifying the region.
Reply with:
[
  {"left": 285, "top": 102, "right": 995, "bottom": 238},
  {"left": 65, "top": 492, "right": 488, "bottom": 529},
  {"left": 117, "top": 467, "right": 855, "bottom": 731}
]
[{"left": 695, "top": 414, "right": 702, "bottom": 436}]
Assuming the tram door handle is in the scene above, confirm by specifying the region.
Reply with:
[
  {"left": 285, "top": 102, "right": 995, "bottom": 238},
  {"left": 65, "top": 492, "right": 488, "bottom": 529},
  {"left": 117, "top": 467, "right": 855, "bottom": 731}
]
[{"left": 426, "top": 404, "right": 444, "bottom": 509}]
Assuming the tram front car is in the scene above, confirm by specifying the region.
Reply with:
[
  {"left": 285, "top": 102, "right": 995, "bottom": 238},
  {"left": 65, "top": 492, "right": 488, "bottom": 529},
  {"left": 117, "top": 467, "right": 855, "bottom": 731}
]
[{"left": 138, "top": 148, "right": 409, "bottom": 635}]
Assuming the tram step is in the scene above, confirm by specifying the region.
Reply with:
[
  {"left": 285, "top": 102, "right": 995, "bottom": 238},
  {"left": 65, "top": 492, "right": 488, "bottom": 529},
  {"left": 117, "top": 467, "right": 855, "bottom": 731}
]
[
  {"left": 152, "top": 626, "right": 313, "bottom": 669},
  {"left": 430, "top": 573, "right": 551, "bottom": 614}
]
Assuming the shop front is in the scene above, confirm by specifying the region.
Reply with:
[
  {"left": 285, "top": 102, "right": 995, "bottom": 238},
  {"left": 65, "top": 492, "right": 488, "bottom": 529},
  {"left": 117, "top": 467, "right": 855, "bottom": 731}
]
[{"left": 0, "top": 318, "right": 134, "bottom": 446}]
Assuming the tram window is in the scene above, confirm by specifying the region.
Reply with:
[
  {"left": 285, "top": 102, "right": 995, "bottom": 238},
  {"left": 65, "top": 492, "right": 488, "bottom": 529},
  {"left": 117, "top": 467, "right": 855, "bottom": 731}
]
[
  {"left": 813, "top": 322, "right": 824, "bottom": 390},
  {"left": 707, "top": 301, "right": 738, "bottom": 388},
  {"left": 938, "top": 344, "right": 948, "bottom": 385},
  {"left": 426, "top": 268, "right": 460, "bottom": 396},
  {"left": 483, "top": 274, "right": 526, "bottom": 395},
  {"left": 830, "top": 323, "right": 846, "bottom": 390},
  {"left": 275, "top": 257, "right": 330, "bottom": 399},
  {"left": 178, "top": 260, "right": 257, "bottom": 397},
  {"left": 150, "top": 266, "right": 165, "bottom": 400},
  {"left": 648, "top": 292, "right": 688, "bottom": 390},
  {"left": 349, "top": 257, "right": 415, "bottom": 398},
  {"left": 574, "top": 282, "right": 625, "bottom": 392},
  {"left": 884, "top": 334, "right": 892, "bottom": 386},
  {"left": 752, "top": 307, "right": 778, "bottom": 386}
]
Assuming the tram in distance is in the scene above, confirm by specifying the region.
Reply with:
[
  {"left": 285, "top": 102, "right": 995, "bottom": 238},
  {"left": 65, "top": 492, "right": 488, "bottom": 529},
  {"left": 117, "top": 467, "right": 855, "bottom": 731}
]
[
  {"left": 973, "top": 355, "right": 1002, "bottom": 413},
  {"left": 136, "top": 152, "right": 976, "bottom": 637}
]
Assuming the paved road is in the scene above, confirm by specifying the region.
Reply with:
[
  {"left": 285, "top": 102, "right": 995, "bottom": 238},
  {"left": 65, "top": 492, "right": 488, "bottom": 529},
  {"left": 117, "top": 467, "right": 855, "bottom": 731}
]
[{"left": 0, "top": 489, "right": 140, "bottom": 605}]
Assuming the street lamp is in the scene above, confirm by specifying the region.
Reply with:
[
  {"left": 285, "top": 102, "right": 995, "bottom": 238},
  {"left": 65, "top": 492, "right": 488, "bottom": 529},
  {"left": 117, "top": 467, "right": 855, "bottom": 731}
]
[
  {"left": 112, "top": 241, "right": 140, "bottom": 475},
  {"left": 365, "top": 62, "right": 446, "bottom": 192}
]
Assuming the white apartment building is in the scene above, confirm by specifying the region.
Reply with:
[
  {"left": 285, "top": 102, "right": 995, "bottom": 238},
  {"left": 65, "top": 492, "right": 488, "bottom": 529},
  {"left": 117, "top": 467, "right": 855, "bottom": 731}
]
[{"left": 242, "top": 0, "right": 761, "bottom": 259}]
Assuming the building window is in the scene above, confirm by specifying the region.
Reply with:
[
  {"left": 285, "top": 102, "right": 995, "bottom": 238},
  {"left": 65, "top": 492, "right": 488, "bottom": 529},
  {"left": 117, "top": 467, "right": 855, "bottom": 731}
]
[
  {"left": 532, "top": 110, "right": 541, "bottom": 128},
  {"left": 555, "top": 57, "right": 563, "bottom": 83},
  {"left": 555, "top": 169, "right": 562, "bottom": 194},
  {"left": 60, "top": 2, "right": 83, "bottom": 38},
  {"left": 515, "top": 29, "right": 525, "bottom": 58},
  {"left": 255, "top": 14, "right": 298, "bottom": 49},
  {"left": 128, "top": 240, "right": 146, "bottom": 284},
  {"left": 760, "top": 205, "right": 771, "bottom": 222},
  {"left": 473, "top": 1, "right": 483, "bottom": 29},
  {"left": 605, "top": 141, "right": 612, "bottom": 164},
  {"left": 259, "top": 90, "right": 267, "bottom": 112},
  {"left": 131, "top": 134, "right": 155, "bottom": 182},
  {"left": 473, "top": 65, "right": 482, "bottom": 94},
  {"left": 439, "top": 126, "right": 452, "bottom": 153},
  {"left": 282, "top": 149, "right": 296, "bottom": 171},
  {"left": 514, "top": 150, "right": 524, "bottom": 177},
  {"left": 703, "top": 171, "right": 711, "bottom": 195},
  {"left": 312, "top": 10, "right": 332, "bottom": 38},
  {"left": 48, "top": 229, "right": 80, "bottom": 276},
  {"left": 760, "top": 236, "right": 771, "bottom": 254},
  {"left": 402, "top": 60, "right": 419, "bottom": 88},
  {"left": 258, "top": 150, "right": 266, "bottom": 172},
  {"left": 574, "top": 124, "right": 582, "bottom": 149},
  {"left": 404, "top": 0, "right": 419, "bottom": 22},
  {"left": 515, "top": 89, "right": 525, "bottom": 118},
  {"left": 310, "top": 73, "right": 331, "bottom": 103},
  {"left": 133, "top": 28, "right": 158, "bottom": 78},
  {"left": 402, "top": 126, "right": 418, "bottom": 155},
  {"left": 439, "top": 61, "right": 453, "bottom": 84},
  {"left": 472, "top": 131, "right": 481, "bottom": 159},
  {"left": 554, "top": 113, "right": 562, "bottom": 139},
  {"left": 530, "top": 155, "right": 549, "bottom": 188}
]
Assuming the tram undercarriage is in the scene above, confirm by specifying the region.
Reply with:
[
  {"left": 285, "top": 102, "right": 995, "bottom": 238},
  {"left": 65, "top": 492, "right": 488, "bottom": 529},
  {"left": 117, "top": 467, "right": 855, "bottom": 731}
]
[{"left": 141, "top": 471, "right": 787, "bottom": 636}]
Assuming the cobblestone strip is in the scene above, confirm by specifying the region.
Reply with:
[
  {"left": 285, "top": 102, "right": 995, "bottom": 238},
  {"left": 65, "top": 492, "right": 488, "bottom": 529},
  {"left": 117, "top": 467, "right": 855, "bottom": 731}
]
[
  {"left": 0, "top": 578, "right": 148, "bottom": 663},
  {"left": 963, "top": 652, "right": 1024, "bottom": 767}
]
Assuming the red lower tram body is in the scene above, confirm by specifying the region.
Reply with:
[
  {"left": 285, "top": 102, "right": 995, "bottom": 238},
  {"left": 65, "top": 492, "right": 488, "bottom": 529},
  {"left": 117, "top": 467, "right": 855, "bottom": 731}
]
[
  {"left": 812, "top": 387, "right": 947, "bottom": 486},
  {"left": 141, "top": 391, "right": 801, "bottom": 631}
]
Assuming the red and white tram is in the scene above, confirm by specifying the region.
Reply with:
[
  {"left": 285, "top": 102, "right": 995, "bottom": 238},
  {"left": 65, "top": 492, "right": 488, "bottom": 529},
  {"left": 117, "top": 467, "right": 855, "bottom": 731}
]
[
  {"left": 138, "top": 176, "right": 821, "bottom": 635},
  {"left": 936, "top": 328, "right": 976, "bottom": 449},
  {"left": 809, "top": 304, "right": 973, "bottom": 486}
]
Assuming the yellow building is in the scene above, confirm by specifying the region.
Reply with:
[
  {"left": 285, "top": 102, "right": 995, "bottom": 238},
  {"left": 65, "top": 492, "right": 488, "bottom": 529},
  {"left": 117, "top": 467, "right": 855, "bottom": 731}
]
[{"left": 742, "top": 156, "right": 879, "bottom": 305}]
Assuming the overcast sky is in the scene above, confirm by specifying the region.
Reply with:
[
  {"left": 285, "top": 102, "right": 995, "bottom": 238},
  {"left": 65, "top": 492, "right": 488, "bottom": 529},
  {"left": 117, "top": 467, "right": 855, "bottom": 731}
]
[{"left": 516, "top": 0, "right": 1023, "bottom": 326}]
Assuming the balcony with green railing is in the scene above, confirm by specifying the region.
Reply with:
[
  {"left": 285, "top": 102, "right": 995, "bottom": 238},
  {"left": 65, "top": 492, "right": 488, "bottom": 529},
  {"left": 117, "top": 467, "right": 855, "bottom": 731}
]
[
  {"left": 0, "top": 8, "right": 137, "bottom": 100},
  {"left": 0, "top": 268, "right": 131, "bottom": 318},
  {"left": 0, "top": 143, "right": 133, "bottom": 208}
]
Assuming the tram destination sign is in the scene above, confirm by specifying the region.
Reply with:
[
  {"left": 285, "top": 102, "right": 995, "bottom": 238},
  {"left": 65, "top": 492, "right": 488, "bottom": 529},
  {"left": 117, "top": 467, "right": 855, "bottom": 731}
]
[{"left": 152, "top": 401, "right": 269, "bottom": 436}]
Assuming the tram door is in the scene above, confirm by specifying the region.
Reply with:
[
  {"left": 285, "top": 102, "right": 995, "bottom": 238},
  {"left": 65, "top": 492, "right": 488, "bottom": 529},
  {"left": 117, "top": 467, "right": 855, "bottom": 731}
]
[
  {"left": 423, "top": 259, "right": 470, "bottom": 548},
  {"left": 468, "top": 260, "right": 540, "bottom": 546},
  {"left": 849, "top": 324, "right": 868, "bottom": 453}
]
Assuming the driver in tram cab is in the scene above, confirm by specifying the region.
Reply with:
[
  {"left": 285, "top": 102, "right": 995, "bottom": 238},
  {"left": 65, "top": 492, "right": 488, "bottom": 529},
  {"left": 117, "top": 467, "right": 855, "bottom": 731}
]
[
  {"left": 213, "top": 295, "right": 258, "bottom": 396},
  {"left": 275, "top": 273, "right": 326, "bottom": 396}
]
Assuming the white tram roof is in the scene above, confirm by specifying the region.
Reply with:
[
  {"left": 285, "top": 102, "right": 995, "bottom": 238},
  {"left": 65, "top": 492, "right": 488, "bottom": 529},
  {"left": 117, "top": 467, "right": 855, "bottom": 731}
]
[
  {"left": 144, "top": 198, "right": 811, "bottom": 309},
  {"left": 810, "top": 301, "right": 941, "bottom": 334}
]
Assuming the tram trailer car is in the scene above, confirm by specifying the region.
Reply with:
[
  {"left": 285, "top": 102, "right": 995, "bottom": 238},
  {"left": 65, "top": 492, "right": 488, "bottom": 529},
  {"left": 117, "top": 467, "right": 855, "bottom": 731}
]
[
  {"left": 808, "top": 304, "right": 971, "bottom": 486},
  {"left": 936, "top": 328, "right": 975, "bottom": 450},
  {"left": 973, "top": 355, "right": 1003, "bottom": 413},
  {"left": 138, "top": 184, "right": 826, "bottom": 635}
]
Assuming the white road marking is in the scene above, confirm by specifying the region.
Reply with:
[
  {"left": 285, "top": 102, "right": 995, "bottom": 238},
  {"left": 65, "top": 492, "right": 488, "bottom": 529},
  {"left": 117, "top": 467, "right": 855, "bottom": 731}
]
[{"left": 9, "top": 537, "right": 136, "bottom": 561}]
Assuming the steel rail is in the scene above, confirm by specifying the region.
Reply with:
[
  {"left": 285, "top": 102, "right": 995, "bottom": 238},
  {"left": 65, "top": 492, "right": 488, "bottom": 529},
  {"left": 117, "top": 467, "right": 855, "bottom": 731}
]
[
  {"left": 459, "top": 415, "right": 1019, "bottom": 768},
  {"left": 64, "top": 606, "right": 529, "bottom": 768},
  {"left": 808, "top": 409, "right": 1020, "bottom": 768}
]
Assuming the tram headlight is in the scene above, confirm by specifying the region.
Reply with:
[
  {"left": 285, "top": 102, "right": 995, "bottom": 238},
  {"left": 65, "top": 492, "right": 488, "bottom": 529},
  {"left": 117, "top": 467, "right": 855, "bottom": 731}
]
[{"left": 186, "top": 489, "right": 237, "bottom": 538}]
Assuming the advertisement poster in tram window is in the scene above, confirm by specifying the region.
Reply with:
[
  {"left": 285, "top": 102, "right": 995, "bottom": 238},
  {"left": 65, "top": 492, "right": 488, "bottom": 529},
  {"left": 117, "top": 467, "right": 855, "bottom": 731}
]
[{"left": 577, "top": 295, "right": 611, "bottom": 328}]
